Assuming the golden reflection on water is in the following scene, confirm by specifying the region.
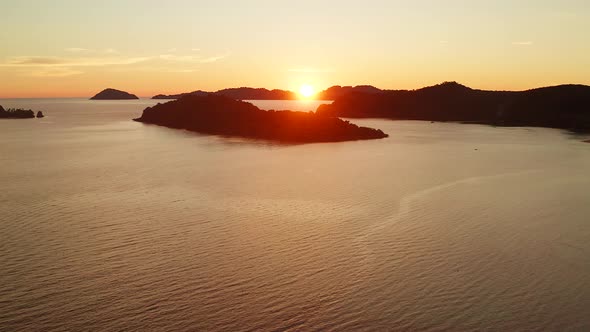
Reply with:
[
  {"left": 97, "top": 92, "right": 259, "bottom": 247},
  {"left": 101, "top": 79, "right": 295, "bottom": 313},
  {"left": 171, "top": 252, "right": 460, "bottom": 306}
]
[{"left": 0, "top": 99, "right": 589, "bottom": 331}]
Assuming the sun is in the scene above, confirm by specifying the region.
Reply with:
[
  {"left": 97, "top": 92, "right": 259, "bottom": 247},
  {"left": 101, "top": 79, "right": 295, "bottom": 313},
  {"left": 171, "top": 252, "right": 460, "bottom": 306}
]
[{"left": 299, "top": 84, "right": 316, "bottom": 99}]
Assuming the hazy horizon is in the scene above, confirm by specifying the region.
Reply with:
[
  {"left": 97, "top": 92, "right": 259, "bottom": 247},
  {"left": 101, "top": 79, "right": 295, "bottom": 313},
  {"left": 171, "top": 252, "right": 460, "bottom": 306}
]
[
  {"left": 3, "top": 80, "right": 590, "bottom": 100},
  {"left": 2, "top": 0, "right": 590, "bottom": 98}
]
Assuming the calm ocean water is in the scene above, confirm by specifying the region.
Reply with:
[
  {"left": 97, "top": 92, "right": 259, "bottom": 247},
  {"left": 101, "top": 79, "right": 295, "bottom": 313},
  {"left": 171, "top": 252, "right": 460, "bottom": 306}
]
[{"left": 1, "top": 98, "right": 589, "bottom": 331}]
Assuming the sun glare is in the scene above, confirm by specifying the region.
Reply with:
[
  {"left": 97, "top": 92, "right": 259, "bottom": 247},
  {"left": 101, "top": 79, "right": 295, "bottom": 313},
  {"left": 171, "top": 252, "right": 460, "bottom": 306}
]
[{"left": 299, "top": 84, "right": 316, "bottom": 99}]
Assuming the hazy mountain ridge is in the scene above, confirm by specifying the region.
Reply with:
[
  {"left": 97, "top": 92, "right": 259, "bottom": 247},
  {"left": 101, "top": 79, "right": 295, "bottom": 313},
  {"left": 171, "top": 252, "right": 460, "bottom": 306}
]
[
  {"left": 152, "top": 88, "right": 298, "bottom": 100},
  {"left": 151, "top": 85, "right": 385, "bottom": 100}
]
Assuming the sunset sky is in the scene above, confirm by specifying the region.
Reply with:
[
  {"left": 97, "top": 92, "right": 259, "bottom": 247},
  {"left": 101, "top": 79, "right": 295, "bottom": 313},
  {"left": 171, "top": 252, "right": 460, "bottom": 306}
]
[{"left": 1, "top": 0, "right": 589, "bottom": 98}]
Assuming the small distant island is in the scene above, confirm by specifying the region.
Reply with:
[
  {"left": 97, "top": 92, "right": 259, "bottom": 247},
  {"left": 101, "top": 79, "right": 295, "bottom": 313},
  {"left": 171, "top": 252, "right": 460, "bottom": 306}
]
[
  {"left": 134, "top": 95, "right": 387, "bottom": 143},
  {"left": 316, "top": 82, "right": 590, "bottom": 132},
  {"left": 0, "top": 105, "right": 35, "bottom": 119},
  {"left": 90, "top": 88, "right": 139, "bottom": 100}
]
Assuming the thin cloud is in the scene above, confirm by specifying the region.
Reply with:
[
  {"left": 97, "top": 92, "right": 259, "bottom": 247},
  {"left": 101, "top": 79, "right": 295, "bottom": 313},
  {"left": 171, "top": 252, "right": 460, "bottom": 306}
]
[
  {"left": 27, "top": 67, "right": 84, "bottom": 77},
  {"left": 1, "top": 50, "right": 226, "bottom": 77},
  {"left": 512, "top": 41, "right": 533, "bottom": 46},
  {"left": 118, "top": 66, "right": 199, "bottom": 73},
  {"left": 191, "top": 48, "right": 201, "bottom": 52},
  {"left": 8, "top": 57, "right": 67, "bottom": 65},
  {"left": 2, "top": 56, "right": 152, "bottom": 67},
  {"left": 159, "top": 54, "right": 200, "bottom": 61},
  {"left": 199, "top": 52, "right": 231, "bottom": 63},
  {"left": 159, "top": 51, "right": 230, "bottom": 63}
]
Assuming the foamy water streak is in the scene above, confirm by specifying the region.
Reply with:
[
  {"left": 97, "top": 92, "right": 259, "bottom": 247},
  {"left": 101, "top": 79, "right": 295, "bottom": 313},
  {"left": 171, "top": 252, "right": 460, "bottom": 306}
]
[{"left": 0, "top": 98, "right": 589, "bottom": 331}]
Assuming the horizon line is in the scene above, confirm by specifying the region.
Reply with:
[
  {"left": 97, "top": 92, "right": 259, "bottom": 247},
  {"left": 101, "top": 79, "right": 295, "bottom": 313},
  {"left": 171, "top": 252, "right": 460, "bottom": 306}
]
[{"left": 1, "top": 81, "right": 589, "bottom": 99}]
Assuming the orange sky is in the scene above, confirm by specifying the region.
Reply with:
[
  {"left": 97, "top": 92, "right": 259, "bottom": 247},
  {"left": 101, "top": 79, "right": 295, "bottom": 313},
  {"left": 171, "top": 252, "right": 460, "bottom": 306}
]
[{"left": 1, "top": 0, "right": 589, "bottom": 98}]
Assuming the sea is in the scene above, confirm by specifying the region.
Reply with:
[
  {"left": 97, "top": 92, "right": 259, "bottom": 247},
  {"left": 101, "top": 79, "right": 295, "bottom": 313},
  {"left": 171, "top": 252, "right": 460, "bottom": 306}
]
[{"left": 1, "top": 98, "right": 589, "bottom": 331}]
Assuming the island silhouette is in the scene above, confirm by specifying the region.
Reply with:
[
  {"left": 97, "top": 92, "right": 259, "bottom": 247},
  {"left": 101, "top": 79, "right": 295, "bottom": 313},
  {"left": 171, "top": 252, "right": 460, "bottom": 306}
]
[
  {"left": 316, "top": 82, "right": 590, "bottom": 132},
  {"left": 90, "top": 88, "right": 139, "bottom": 100},
  {"left": 0, "top": 105, "right": 35, "bottom": 119},
  {"left": 134, "top": 95, "right": 387, "bottom": 142}
]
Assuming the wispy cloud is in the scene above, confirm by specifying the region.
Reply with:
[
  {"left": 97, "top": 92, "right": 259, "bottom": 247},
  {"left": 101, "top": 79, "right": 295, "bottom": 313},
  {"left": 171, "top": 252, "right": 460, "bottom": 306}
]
[
  {"left": 2, "top": 56, "right": 152, "bottom": 67},
  {"left": 159, "top": 51, "right": 230, "bottom": 63},
  {"left": 200, "top": 52, "right": 231, "bottom": 63},
  {"left": 27, "top": 67, "right": 84, "bottom": 77},
  {"left": 512, "top": 41, "right": 533, "bottom": 46},
  {"left": 132, "top": 65, "right": 199, "bottom": 73},
  {"left": 159, "top": 54, "right": 199, "bottom": 61},
  {"left": 288, "top": 67, "right": 334, "bottom": 73},
  {"left": 8, "top": 56, "right": 68, "bottom": 65},
  {"left": 0, "top": 49, "right": 227, "bottom": 76},
  {"left": 191, "top": 48, "right": 201, "bottom": 52}
]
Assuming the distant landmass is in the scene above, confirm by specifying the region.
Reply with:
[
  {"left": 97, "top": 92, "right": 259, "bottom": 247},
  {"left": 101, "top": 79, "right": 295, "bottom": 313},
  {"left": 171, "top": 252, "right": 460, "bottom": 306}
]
[
  {"left": 140, "top": 81, "right": 590, "bottom": 132},
  {"left": 151, "top": 85, "right": 384, "bottom": 100},
  {"left": 316, "top": 82, "right": 590, "bottom": 132},
  {"left": 90, "top": 88, "right": 139, "bottom": 100},
  {"left": 152, "top": 90, "right": 209, "bottom": 99},
  {"left": 316, "top": 85, "right": 383, "bottom": 100},
  {"left": 0, "top": 105, "right": 35, "bottom": 119},
  {"left": 134, "top": 95, "right": 387, "bottom": 142},
  {"left": 152, "top": 88, "right": 297, "bottom": 100},
  {"left": 217, "top": 88, "right": 297, "bottom": 100}
]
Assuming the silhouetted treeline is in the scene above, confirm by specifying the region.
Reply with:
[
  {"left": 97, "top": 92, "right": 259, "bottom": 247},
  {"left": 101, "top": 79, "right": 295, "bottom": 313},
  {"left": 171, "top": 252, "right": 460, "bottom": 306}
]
[
  {"left": 217, "top": 88, "right": 298, "bottom": 100},
  {"left": 152, "top": 90, "right": 209, "bottom": 99},
  {"left": 316, "top": 82, "right": 590, "bottom": 131},
  {"left": 153, "top": 88, "right": 298, "bottom": 100},
  {"left": 135, "top": 95, "right": 387, "bottom": 142},
  {"left": 316, "top": 85, "right": 382, "bottom": 100},
  {"left": 0, "top": 105, "right": 35, "bottom": 118}
]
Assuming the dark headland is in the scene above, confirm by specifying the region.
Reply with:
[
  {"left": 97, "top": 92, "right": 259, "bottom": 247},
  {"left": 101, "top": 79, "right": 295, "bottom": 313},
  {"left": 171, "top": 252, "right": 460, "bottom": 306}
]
[
  {"left": 0, "top": 105, "right": 35, "bottom": 119},
  {"left": 317, "top": 82, "right": 590, "bottom": 132},
  {"left": 134, "top": 95, "right": 387, "bottom": 143},
  {"left": 90, "top": 88, "right": 139, "bottom": 100}
]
